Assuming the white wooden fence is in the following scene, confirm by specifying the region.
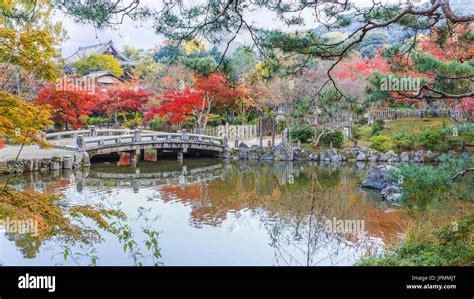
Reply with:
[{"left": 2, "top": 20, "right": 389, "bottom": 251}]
[
  {"left": 192, "top": 123, "right": 258, "bottom": 139},
  {"left": 367, "top": 108, "right": 463, "bottom": 124}
]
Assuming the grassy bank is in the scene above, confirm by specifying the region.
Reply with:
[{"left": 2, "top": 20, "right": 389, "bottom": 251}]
[
  {"left": 358, "top": 212, "right": 474, "bottom": 266},
  {"left": 353, "top": 118, "right": 455, "bottom": 148}
]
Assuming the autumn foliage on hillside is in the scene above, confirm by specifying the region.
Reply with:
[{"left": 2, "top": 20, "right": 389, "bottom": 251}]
[
  {"left": 334, "top": 55, "right": 390, "bottom": 81},
  {"left": 335, "top": 24, "right": 473, "bottom": 117}
]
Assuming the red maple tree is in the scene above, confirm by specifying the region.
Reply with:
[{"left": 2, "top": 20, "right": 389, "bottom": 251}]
[
  {"left": 35, "top": 88, "right": 99, "bottom": 130},
  {"left": 194, "top": 73, "right": 247, "bottom": 112},
  {"left": 146, "top": 72, "right": 246, "bottom": 132},
  {"left": 95, "top": 89, "right": 154, "bottom": 117},
  {"left": 144, "top": 88, "right": 206, "bottom": 125}
]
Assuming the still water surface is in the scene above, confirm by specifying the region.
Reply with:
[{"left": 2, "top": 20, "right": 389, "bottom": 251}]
[{"left": 1, "top": 159, "right": 410, "bottom": 266}]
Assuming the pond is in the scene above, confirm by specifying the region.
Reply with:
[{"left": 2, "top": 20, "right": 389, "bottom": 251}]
[{"left": 0, "top": 159, "right": 417, "bottom": 266}]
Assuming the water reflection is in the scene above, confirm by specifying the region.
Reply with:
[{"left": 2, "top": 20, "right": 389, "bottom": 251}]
[{"left": 0, "top": 159, "right": 407, "bottom": 266}]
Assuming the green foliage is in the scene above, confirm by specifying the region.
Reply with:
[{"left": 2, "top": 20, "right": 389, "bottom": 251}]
[
  {"left": 352, "top": 125, "right": 361, "bottom": 140},
  {"left": 147, "top": 117, "right": 166, "bottom": 131},
  {"left": 443, "top": 123, "right": 474, "bottom": 144},
  {"left": 123, "top": 112, "right": 143, "bottom": 129},
  {"left": 82, "top": 115, "right": 113, "bottom": 126},
  {"left": 365, "top": 73, "right": 392, "bottom": 104},
  {"left": 322, "top": 131, "right": 344, "bottom": 148},
  {"left": 359, "top": 213, "right": 474, "bottom": 266},
  {"left": 290, "top": 98, "right": 310, "bottom": 119},
  {"left": 418, "top": 129, "right": 442, "bottom": 150},
  {"left": 392, "top": 155, "right": 474, "bottom": 210},
  {"left": 72, "top": 53, "right": 124, "bottom": 76},
  {"left": 392, "top": 131, "right": 415, "bottom": 151},
  {"left": 153, "top": 44, "right": 183, "bottom": 62},
  {"left": 206, "top": 113, "right": 225, "bottom": 126},
  {"left": 290, "top": 126, "right": 314, "bottom": 143},
  {"left": 228, "top": 46, "right": 256, "bottom": 81},
  {"left": 179, "top": 55, "right": 218, "bottom": 76},
  {"left": 356, "top": 31, "right": 389, "bottom": 58},
  {"left": 370, "top": 119, "right": 385, "bottom": 136},
  {"left": 370, "top": 135, "right": 392, "bottom": 152}
]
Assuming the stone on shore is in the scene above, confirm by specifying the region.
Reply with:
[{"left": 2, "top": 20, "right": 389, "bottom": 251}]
[
  {"left": 381, "top": 186, "right": 403, "bottom": 203},
  {"left": 362, "top": 164, "right": 398, "bottom": 190},
  {"left": 356, "top": 152, "right": 366, "bottom": 161},
  {"left": 400, "top": 152, "right": 410, "bottom": 162}
]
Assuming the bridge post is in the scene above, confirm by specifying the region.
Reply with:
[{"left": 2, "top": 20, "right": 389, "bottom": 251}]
[
  {"left": 89, "top": 125, "right": 97, "bottom": 136},
  {"left": 77, "top": 135, "right": 85, "bottom": 152},
  {"left": 177, "top": 150, "right": 183, "bottom": 161},
  {"left": 181, "top": 129, "right": 189, "bottom": 141},
  {"left": 223, "top": 134, "right": 228, "bottom": 147},
  {"left": 132, "top": 180, "right": 140, "bottom": 193},
  {"left": 133, "top": 128, "right": 141, "bottom": 142}
]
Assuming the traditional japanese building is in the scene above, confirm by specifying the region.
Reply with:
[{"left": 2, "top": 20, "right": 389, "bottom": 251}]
[
  {"left": 83, "top": 71, "right": 125, "bottom": 92},
  {"left": 64, "top": 40, "right": 134, "bottom": 90},
  {"left": 64, "top": 40, "right": 136, "bottom": 76},
  {"left": 66, "top": 40, "right": 136, "bottom": 67}
]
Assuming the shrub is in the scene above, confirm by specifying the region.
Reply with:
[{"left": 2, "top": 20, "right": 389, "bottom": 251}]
[
  {"left": 82, "top": 115, "right": 112, "bottom": 126},
  {"left": 322, "top": 131, "right": 344, "bottom": 148},
  {"left": 123, "top": 112, "right": 143, "bottom": 129},
  {"left": 419, "top": 129, "right": 442, "bottom": 150},
  {"left": 371, "top": 119, "right": 385, "bottom": 136},
  {"left": 207, "top": 113, "right": 225, "bottom": 126},
  {"left": 446, "top": 136, "right": 460, "bottom": 150},
  {"left": 392, "top": 132, "right": 415, "bottom": 151},
  {"left": 352, "top": 125, "right": 361, "bottom": 140},
  {"left": 148, "top": 118, "right": 166, "bottom": 131},
  {"left": 443, "top": 123, "right": 474, "bottom": 144},
  {"left": 290, "top": 126, "right": 314, "bottom": 142},
  {"left": 370, "top": 135, "right": 392, "bottom": 152}
]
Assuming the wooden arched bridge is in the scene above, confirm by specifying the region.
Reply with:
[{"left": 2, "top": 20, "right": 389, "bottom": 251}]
[{"left": 45, "top": 126, "right": 228, "bottom": 160}]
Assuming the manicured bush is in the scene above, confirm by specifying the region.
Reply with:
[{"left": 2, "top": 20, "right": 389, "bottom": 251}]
[
  {"left": 322, "top": 131, "right": 344, "bottom": 148},
  {"left": 290, "top": 126, "right": 314, "bottom": 142},
  {"left": 392, "top": 132, "right": 415, "bottom": 151},
  {"left": 419, "top": 129, "right": 442, "bottom": 150},
  {"left": 370, "top": 135, "right": 392, "bottom": 152}
]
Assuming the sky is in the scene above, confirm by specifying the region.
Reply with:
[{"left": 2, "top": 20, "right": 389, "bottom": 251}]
[{"left": 57, "top": 0, "right": 467, "bottom": 58}]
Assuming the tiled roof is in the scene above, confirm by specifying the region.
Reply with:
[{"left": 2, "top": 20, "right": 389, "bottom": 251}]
[{"left": 65, "top": 40, "right": 136, "bottom": 66}]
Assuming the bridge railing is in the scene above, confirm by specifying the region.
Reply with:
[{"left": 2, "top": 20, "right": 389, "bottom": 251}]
[
  {"left": 45, "top": 128, "right": 140, "bottom": 141},
  {"left": 45, "top": 127, "right": 226, "bottom": 151},
  {"left": 78, "top": 130, "right": 226, "bottom": 151}
]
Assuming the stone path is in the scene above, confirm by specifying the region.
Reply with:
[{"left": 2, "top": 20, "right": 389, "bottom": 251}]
[{"left": 0, "top": 145, "right": 77, "bottom": 161}]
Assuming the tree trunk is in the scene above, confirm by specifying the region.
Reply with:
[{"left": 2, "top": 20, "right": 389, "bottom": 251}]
[{"left": 312, "top": 131, "right": 325, "bottom": 147}]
